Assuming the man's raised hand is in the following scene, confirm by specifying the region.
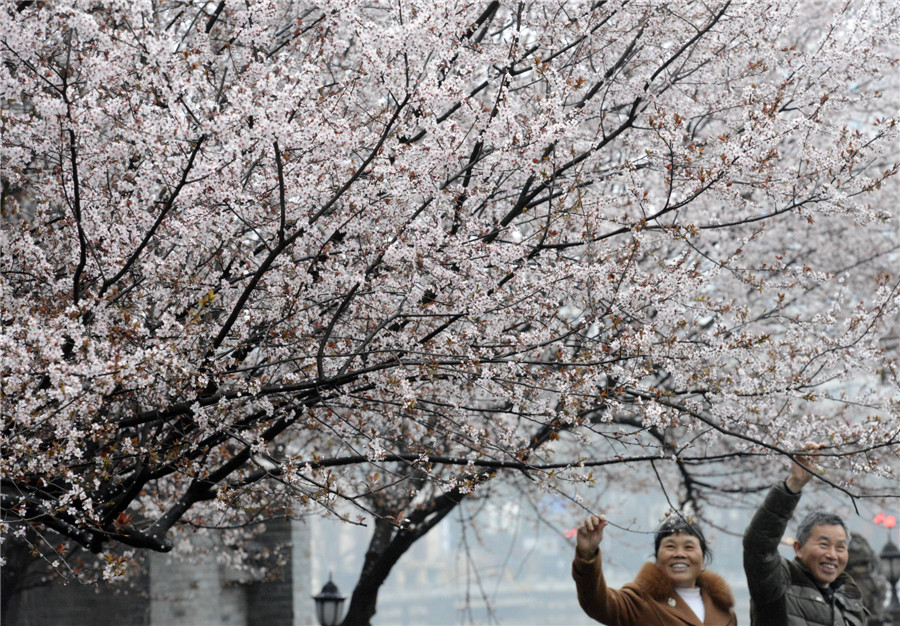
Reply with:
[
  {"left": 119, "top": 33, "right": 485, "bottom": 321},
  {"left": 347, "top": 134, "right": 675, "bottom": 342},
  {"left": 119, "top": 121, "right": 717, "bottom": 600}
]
[{"left": 785, "top": 441, "right": 825, "bottom": 493}]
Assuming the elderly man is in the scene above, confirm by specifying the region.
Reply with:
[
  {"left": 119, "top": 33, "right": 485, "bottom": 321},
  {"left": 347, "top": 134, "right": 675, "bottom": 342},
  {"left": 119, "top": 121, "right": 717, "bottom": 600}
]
[{"left": 743, "top": 451, "right": 867, "bottom": 625}]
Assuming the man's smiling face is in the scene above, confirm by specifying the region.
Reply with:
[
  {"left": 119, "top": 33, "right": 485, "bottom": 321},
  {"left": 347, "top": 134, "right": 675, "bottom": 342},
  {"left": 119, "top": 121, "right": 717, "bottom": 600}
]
[{"left": 793, "top": 524, "right": 848, "bottom": 587}]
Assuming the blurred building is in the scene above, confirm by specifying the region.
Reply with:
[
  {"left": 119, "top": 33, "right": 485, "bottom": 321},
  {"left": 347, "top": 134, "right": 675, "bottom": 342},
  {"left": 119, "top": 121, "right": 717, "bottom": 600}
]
[{"left": 6, "top": 519, "right": 315, "bottom": 626}]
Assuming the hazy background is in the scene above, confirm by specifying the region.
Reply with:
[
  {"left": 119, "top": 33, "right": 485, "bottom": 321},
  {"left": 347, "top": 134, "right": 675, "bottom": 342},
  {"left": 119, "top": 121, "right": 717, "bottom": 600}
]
[{"left": 311, "top": 479, "right": 896, "bottom": 625}]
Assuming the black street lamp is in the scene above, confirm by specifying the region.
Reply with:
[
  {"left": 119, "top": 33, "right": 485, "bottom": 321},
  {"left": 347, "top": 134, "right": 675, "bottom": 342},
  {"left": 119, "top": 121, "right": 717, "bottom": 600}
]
[
  {"left": 313, "top": 575, "right": 346, "bottom": 626},
  {"left": 880, "top": 536, "right": 900, "bottom": 625}
]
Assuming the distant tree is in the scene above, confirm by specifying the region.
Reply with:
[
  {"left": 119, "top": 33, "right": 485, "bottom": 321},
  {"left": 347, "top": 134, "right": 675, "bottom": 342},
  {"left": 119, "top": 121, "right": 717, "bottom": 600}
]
[{"left": 2, "top": 1, "right": 899, "bottom": 624}]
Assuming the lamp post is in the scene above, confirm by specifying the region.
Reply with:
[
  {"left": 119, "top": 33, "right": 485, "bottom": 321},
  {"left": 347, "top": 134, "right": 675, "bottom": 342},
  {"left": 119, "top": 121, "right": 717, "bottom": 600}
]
[
  {"left": 313, "top": 575, "right": 346, "bottom": 626},
  {"left": 880, "top": 536, "right": 900, "bottom": 625}
]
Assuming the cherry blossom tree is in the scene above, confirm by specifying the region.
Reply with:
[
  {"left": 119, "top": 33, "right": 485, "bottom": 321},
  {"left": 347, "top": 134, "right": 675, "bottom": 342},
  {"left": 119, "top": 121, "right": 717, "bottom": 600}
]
[{"left": 2, "top": 0, "right": 899, "bottom": 623}]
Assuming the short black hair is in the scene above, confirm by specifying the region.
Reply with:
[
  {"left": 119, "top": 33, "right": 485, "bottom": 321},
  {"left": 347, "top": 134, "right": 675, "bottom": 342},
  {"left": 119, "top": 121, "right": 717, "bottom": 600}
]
[
  {"left": 654, "top": 515, "right": 712, "bottom": 564},
  {"left": 796, "top": 511, "right": 850, "bottom": 546}
]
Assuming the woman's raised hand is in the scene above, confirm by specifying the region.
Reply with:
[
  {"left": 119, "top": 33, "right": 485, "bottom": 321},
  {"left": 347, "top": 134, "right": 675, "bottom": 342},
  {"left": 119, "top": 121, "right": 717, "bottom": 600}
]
[{"left": 576, "top": 515, "right": 608, "bottom": 559}]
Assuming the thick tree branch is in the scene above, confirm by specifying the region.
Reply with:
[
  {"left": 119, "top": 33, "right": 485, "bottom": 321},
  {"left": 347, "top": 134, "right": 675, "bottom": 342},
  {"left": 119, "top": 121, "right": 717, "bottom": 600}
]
[{"left": 67, "top": 129, "right": 87, "bottom": 305}]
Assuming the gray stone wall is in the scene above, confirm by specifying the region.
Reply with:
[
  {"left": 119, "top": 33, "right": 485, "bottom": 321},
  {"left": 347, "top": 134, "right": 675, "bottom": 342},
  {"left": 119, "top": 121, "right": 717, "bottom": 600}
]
[
  {"left": 7, "top": 569, "right": 151, "bottom": 626},
  {"left": 247, "top": 519, "right": 293, "bottom": 626},
  {"left": 6, "top": 519, "right": 313, "bottom": 626},
  {"left": 149, "top": 549, "right": 248, "bottom": 625}
]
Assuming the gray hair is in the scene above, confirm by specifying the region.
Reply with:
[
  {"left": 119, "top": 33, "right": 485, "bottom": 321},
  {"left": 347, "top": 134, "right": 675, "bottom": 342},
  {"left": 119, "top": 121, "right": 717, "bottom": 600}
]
[{"left": 796, "top": 511, "right": 850, "bottom": 546}]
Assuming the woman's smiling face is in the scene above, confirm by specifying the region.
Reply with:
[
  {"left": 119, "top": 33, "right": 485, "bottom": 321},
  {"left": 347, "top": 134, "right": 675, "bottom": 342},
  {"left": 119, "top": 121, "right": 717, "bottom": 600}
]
[{"left": 656, "top": 532, "right": 704, "bottom": 588}]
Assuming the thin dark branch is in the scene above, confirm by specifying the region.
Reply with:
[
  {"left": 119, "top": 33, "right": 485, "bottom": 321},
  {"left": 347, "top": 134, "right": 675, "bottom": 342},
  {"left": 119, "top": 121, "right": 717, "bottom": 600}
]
[
  {"left": 274, "top": 141, "right": 287, "bottom": 245},
  {"left": 99, "top": 136, "right": 206, "bottom": 298}
]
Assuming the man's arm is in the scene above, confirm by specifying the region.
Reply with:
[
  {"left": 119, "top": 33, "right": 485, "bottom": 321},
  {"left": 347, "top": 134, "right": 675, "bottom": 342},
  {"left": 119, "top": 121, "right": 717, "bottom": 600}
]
[{"left": 742, "top": 453, "right": 816, "bottom": 604}]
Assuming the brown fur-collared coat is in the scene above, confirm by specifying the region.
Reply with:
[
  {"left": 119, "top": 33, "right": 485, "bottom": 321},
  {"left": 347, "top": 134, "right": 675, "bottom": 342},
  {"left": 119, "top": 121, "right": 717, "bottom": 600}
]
[{"left": 573, "top": 553, "right": 737, "bottom": 625}]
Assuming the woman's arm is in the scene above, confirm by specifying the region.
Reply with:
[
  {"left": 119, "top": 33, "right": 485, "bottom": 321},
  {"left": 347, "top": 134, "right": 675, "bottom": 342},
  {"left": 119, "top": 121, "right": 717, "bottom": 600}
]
[
  {"left": 576, "top": 514, "right": 606, "bottom": 560},
  {"left": 572, "top": 515, "right": 644, "bottom": 625}
]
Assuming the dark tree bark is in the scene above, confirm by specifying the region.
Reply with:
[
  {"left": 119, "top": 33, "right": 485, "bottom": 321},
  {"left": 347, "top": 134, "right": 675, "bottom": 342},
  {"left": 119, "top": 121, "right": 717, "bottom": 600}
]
[{"left": 340, "top": 486, "right": 470, "bottom": 626}]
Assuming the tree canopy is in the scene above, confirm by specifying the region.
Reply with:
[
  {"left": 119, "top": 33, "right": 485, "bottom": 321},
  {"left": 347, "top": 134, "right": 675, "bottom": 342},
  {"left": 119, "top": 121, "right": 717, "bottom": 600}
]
[{"left": 2, "top": 0, "right": 899, "bottom": 621}]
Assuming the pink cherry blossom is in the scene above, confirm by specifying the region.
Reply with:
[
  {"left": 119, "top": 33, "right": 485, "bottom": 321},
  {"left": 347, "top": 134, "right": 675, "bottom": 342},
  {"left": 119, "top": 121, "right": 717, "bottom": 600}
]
[{"left": 1, "top": 1, "right": 898, "bottom": 615}]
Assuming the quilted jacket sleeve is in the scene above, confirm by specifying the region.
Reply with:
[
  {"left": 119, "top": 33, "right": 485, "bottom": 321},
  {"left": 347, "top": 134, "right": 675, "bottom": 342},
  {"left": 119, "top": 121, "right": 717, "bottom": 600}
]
[{"left": 742, "top": 481, "right": 801, "bottom": 605}]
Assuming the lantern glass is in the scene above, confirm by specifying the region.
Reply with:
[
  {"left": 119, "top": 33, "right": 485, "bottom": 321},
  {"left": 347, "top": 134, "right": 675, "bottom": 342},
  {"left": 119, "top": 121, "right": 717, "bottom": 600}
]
[{"left": 315, "top": 598, "right": 344, "bottom": 626}]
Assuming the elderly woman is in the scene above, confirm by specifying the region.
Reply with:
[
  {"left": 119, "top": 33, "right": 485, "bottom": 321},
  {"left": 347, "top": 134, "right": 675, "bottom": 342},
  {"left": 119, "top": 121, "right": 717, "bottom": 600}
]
[{"left": 572, "top": 514, "right": 737, "bottom": 625}]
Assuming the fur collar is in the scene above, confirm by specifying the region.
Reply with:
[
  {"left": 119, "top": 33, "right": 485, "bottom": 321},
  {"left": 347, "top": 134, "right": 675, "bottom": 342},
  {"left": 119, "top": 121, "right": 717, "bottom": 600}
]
[{"left": 632, "top": 562, "right": 735, "bottom": 612}]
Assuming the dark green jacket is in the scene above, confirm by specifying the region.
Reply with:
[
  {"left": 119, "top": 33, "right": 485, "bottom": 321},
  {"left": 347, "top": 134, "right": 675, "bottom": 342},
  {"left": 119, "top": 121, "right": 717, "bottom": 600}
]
[{"left": 742, "top": 481, "right": 867, "bottom": 626}]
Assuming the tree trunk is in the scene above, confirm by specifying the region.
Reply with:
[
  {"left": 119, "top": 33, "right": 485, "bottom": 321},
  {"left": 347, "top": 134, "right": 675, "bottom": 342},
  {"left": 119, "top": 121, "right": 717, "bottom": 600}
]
[{"left": 340, "top": 492, "right": 465, "bottom": 626}]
